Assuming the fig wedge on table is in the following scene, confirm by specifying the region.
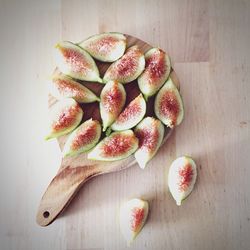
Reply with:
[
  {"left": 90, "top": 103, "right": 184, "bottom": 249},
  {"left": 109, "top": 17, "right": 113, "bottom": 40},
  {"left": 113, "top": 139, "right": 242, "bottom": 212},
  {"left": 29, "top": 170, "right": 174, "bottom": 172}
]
[
  {"left": 168, "top": 156, "right": 197, "bottom": 206},
  {"left": 88, "top": 130, "right": 138, "bottom": 161},
  {"left": 138, "top": 48, "right": 171, "bottom": 99},
  {"left": 103, "top": 45, "right": 145, "bottom": 84},
  {"left": 119, "top": 198, "right": 149, "bottom": 245},
  {"left": 100, "top": 80, "right": 126, "bottom": 131},
  {"left": 54, "top": 41, "right": 102, "bottom": 82},
  {"left": 134, "top": 117, "right": 164, "bottom": 169},
  {"left": 50, "top": 73, "right": 100, "bottom": 103},
  {"left": 154, "top": 78, "right": 184, "bottom": 128},
  {"left": 45, "top": 98, "right": 83, "bottom": 140},
  {"left": 79, "top": 32, "right": 126, "bottom": 62},
  {"left": 62, "top": 119, "right": 101, "bottom": 157},
  {"left": 111, "top": 94, "right": 146, "bottom": 131}
]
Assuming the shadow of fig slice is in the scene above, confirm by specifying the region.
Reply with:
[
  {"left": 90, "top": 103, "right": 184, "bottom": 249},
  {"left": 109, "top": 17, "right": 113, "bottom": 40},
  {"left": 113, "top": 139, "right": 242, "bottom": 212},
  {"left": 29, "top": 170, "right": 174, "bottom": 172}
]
[
  {"left": 138, "top": 48, "right": 171, "bottom": 99},
  {"left": 119, "top": 198, "right": 149, "bottom": 246},
  {"left": 62, "top": 119, "right": 101, "bottom": 157},
  {"left": 103, "top": 45, "right": 145, "bottom": 84},
  {"left": 54, "top": 41, "right": 102, "bottom": 82},
  {"left": 88, "top": 130, "right": 138, "bottom": 161},
  {"left": 134, "top": 117, "right": 164, "bottom": 169},
  {"left": 78, "top": 32, "right": 126, "bottom": 62},
  {"left": 100, "top": 80, "right": 126, "bottom": 131},
  {"left": 154, "top": 78, "right": 184, "bottom": 128},
  {"left": 168, "top": 156, "right": 197, "bottom": 206},
  {"left": 111, "top": 94, "right": 146, "bottom": 131},
  {"left": 45, "top": 98, "right": 83, "bottom": 140},
  {"left": 50, "top": 73, "right": 100, "bottom": 103}
]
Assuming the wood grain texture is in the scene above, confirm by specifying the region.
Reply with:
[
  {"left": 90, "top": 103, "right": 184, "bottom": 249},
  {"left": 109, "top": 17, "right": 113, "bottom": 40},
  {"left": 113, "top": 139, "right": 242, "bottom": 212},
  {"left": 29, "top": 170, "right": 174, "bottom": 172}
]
[
  {"left": 36, "top": 34, "right": 179, "bottom": 227},
  {"left": 0, "top": 0, "right": 250, "bottom": 249}
]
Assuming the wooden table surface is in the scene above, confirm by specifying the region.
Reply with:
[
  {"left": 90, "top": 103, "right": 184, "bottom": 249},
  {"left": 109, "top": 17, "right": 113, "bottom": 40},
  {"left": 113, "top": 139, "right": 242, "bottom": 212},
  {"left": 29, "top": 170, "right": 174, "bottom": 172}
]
[{"left": 0, "top": 0, "right": 250, "bottom": 249}]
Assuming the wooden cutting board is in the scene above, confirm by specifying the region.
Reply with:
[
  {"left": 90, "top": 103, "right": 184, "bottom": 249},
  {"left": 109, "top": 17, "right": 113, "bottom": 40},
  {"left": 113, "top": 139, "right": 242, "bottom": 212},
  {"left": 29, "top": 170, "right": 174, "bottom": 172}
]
[{"left": 36, "top": 34, "right": 180, "bottom": 227}]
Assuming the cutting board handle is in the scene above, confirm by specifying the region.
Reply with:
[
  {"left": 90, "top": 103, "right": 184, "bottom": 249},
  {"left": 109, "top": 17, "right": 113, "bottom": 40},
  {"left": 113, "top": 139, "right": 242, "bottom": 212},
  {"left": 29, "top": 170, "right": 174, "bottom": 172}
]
[{"left": 36, "top": 164, "right": 99, "bottom": 226}]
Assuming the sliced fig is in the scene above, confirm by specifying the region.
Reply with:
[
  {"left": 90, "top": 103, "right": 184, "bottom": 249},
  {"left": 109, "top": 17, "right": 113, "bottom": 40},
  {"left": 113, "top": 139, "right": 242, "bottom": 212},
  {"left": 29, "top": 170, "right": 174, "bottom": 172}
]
[
  {"left": 79, "top": 32, "right": 126, "bottom": 62},
  {"left": 45, "top": 98, "right": 83, "bottom": 140},
  {"left": 168, "top": 156, "right": 197, "bottom": 206},
  {"left": 138, "top": 48, "right": 171, "bottom": 99},
  {"left": 134, "top": 117, "right": 164, "bottom": 169},
  {"left": 88, "top": 130, "right": 138, "bottom": 161},
  {"left": 119, "top": 198, "right": 149, "bottom": 245},
  {"left": 111, "top": 94, "right": 146, "bottom": 131},
  {"left": 54, "top": 41, "right": 102, "bottom": 82},
  {"left": 62, "top": 119, "right": 101, "bottom": 157},
  {"left": 103, "top": 45, "right": 145, "bottom": 84},
  {"left": 50, "top": 73, "right": 100, "bottom": 103},
  {"left": 154, "top": 78, "right": 184, "bottom": 128},
  {"left": 100, "top": 80, "right": 126, "bottom": 131}
]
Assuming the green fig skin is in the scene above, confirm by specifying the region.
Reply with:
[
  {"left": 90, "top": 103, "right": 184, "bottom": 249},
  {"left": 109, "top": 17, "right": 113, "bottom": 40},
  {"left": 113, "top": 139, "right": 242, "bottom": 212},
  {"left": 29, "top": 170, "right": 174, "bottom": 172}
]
[
  {"left": 119, "top": 198, "right": 149, "bottom": 246},
  {"left": 79, "top": 32, "right": 126, "bottom": 62},
  {"left": 54, "top": 41, "right": 102, "bottom": 83},
  {"left": 45, "top": 98, "right": 83, "bottom": 140},
  {"left": 168, "top": 156, "right": 197, "bottom": 206},
  {"left": 100, "top": 80, "right": 126, "bottom": 131},
  {"left": 62, "top": 119, "right": 101, "bottom": 157},
  {"left": 138, "top": 48, "right": 171, "bottom": 100},
  {"left": 88, "top": 130, "right": 139, "bottom": 161},
  {"left": 111, "top": 94, "right": 146, "bottom": 131},
  {"left": 134, "top": 117, "right": 164, "bottom": 169},
  {"left": 50, "top": 73, "right": 100, "bottom": 103},
  {"left": 103, "top": 45, "right": 145, "bottom": 84},
  {"left": 154, "top": 78, "right": 184, "bottom": 128}
]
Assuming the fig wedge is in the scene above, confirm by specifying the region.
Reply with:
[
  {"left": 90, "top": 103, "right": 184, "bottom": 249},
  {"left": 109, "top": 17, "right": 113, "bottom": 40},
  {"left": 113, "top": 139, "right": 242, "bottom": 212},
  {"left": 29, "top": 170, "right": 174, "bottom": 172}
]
[
  {"left": 62, "top": 119, "right": 101, "bottom": 157},
  {"left": 138, "top": 48, "right": 171, "bottom": 99},
  {"left": 134, "top": 117, "right": 164, "bottom": 169},
  {"left": 79, "top": 32, "right": 126, "bottom": 62},
  {"left": 45, "top": 98, "right": 83, "bottom": 140},
  {"left": 50, "top": 73, "right": 100, "bottom": 103},
  {"left": 119, "top": 198, "right": 149, "bottom": 245},
  {"left": 103, "top": 45, "right": 145, "bottom": 84},
  {"left": 111, "top": 94, "right": 146, "bottom": 131},
  {"left": 154, "top": 78, "right": 184, "bottom": 128},
  {"left": 54, "top": 41, "right": 102, "bottom": 82},
  {"left": 88, "top": 130, "right": 138, "bottom": 161},
  {"left": 168, "top": 156, "right": 197, "bottom": 206},
  {"left": 100, "top": 80, "right": 126, "bottom": 131}
]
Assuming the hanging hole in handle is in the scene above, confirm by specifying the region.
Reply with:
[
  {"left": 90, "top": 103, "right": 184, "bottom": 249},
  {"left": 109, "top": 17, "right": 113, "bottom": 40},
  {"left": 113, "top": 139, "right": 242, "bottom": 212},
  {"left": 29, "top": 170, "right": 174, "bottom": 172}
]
[{"left": 43, "top": 211, "right": 50, "bottom": 218}]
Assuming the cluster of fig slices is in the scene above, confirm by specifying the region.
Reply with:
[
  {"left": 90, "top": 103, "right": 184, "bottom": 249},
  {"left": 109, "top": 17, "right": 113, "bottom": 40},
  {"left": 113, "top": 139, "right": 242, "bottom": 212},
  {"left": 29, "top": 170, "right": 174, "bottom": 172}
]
[{"left": 46, "top": 32, "right": 184, "bottom": 169}]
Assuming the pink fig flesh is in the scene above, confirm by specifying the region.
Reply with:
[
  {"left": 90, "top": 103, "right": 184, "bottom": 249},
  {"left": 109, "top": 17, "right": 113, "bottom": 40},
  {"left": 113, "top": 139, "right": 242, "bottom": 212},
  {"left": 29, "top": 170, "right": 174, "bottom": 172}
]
[
  {"left": 134, "top": 117, "right": 164, "bottom": 169},
  {"left": 54, "top": 41, "right": 102, "bottom": 82},
  {"left": 88, "top": 130, "right": 138, "bottom": 161},
  {"left": 154, "top": 78, "right": 184, "bottom": 128},
  {"left": 138, "top": 48, "right": 171, "bottom": 99},
  {"left": 79, "top": 32, "right": 126, "bottom": 62},
  {"left": 63, "top": 119, "right": 101, "bottom": 157},
  {"left": 111, "top": 94, "right": 146, "bottom": 131},
  {"left": 119, "top": 198, "right": 149, "bottom": 245},
  {"left": 46, "top": 98, "right": 83, "bottom": 140},
  {"left": 168, "top": 156, "right": 197, "bottom": 206},
  {"left": 50, "top": 73, "right": 100, "bottom": 103},
  {"left": 103, "top": 45, "right": 145, "bottom": 84},
  {"left": 100, "top": 80, "right": 126, "bottom": 131}
]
